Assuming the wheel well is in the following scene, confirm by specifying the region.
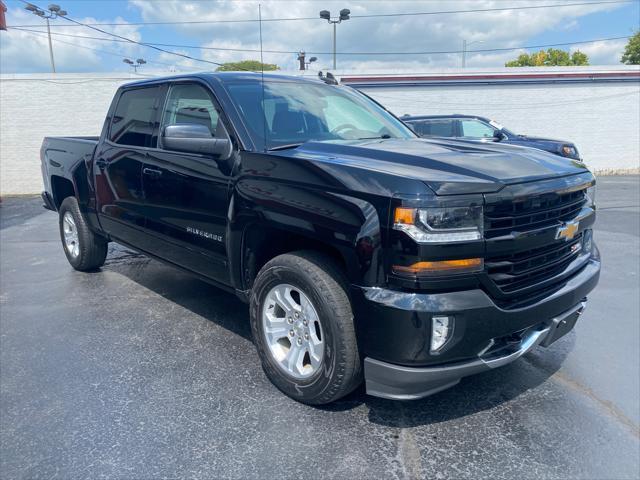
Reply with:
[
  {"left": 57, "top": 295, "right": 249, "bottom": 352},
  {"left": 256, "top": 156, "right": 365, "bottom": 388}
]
[
  {"left": 51, "top": 176, "right": 75, "bottom": 209},
  {"left": 243, "top": 227, "right": 348, "bottom": 289}
]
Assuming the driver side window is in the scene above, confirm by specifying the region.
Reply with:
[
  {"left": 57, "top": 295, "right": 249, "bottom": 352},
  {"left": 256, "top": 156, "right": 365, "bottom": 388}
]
[
  {"left": 162, "top": 83, "right": 221, "bottom": 137},
  {"left": 460, "top": 119, "right": 495, "bottom": 139}
]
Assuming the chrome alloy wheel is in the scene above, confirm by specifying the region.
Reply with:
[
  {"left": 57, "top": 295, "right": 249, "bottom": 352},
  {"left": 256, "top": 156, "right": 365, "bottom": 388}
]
[
  {"left": 62, "top": 211, "right": 80, "bottom": 258},
  {"left": 262, "top": 283, "right": 324, "bottom": 379}
]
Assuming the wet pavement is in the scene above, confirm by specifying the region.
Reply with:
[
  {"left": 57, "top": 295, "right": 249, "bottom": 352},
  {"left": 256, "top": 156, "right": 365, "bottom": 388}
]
[{"left": 1, "top": 176, "right": 639, "bottom": 479}]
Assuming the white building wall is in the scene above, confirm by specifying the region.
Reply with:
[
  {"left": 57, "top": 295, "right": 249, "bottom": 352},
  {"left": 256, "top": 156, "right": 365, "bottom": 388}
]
[
  {"left": 1, "top": 74, "right": 134, "bottom": 195},
  {"left": 1, "top": 70, "right": 639, "bottom": 195},
  {"left": 360, "top": 82, "right": 640, "bottom": 173}
]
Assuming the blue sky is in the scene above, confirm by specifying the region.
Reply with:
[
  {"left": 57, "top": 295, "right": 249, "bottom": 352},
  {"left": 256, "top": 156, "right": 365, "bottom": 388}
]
[{"left": 1, "top": 0, "right": 639, "bottom": 73}]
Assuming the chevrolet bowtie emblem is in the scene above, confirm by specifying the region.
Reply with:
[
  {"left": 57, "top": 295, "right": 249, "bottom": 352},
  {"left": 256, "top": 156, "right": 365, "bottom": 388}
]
[{"left": 556, "top": 220, "right": 580, "bottom": 241}]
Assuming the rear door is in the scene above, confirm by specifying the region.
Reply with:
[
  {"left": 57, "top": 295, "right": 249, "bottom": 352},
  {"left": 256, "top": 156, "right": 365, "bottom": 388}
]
[
  {"left": 141, "top": 82, "right": 232, "bottom": 284},
  {"left": 94, "top": 85, "right": 161, "bottom": 246}
]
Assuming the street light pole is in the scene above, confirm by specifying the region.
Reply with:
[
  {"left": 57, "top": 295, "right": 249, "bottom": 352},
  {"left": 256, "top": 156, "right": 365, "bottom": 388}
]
[
  {"left": 319, "top": 8, "right": 350, "bottom": 70},
  {"left": 333, "top": 22, "right": 336, "bottom": 69},
  {"left": 462, "top": 39, "right": 466, "bottom": 68},
  {"left": 45, "top": 17, "right": 55, "bottom": 73},
  {"left": 25, "top": 3, "right": 67, "bottom": 74}
]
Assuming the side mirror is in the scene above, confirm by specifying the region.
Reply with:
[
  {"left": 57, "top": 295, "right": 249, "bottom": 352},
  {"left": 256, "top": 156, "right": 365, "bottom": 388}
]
[
  {"left": 493, "top": 130, "right": 505, "bottom": 142},
  {"left": 163, "top": 124, "right": 232, "bottom": 159}
]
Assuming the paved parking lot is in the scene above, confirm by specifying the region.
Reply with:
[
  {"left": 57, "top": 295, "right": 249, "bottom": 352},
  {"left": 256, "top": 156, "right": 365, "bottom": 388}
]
[{"left": 1, "top": 176, "right": 639, "bottom": 479}]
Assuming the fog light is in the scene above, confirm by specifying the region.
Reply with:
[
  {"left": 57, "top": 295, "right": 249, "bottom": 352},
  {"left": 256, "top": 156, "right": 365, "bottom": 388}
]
[
  {"left": 431, "top": 316, "right": 453, "bottom": 353},
  {"left": 583, "top": 229, "right": 593, "bottom": 253}
]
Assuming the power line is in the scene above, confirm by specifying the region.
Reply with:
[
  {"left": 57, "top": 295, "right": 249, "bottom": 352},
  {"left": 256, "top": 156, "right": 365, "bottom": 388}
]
[
  {"left": 16, "top": 27, "right": 186, "bottom": 69},
  {"left": 15, "top": 1, "right": 256, "bottom": 71},
  {"left": 8, "top": 26, "right": 632, "bottom": 56},
  {"left": 9, "top": 26, "right": 299, "bottom": 54},
  {"left": 9, "top": 0, "right": 636, "bottom": 27}
]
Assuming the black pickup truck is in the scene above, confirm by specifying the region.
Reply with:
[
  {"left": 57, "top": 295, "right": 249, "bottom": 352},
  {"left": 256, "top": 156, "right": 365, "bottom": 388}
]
[{"left": 40, "top": 73, "right": 600, "bottom": 404}]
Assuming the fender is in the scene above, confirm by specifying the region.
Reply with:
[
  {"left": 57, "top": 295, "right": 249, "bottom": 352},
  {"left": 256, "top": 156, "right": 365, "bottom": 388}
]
[
  {"left": 227, "top": 175, "right": 388, "bottom": 294},
  {"left": 71, "top": 153, "right": 103, "bottom": 234}
]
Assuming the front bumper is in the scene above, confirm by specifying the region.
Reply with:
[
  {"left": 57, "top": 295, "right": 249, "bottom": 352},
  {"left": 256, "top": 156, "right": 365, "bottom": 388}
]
[
  {"left": 352, "top": 255, "right": 600, "bottom": 400},
  {"left": 365, "top": 301, "right": 585, "bottom": 400}
]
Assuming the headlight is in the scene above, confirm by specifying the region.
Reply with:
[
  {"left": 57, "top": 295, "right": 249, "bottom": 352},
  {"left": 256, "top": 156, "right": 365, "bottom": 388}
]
[
  {"left": 394, "top": 205, "right": 483, "bottom": 243},
  {"left": 562, "top": 145, "right": 577, "bottom": 157},
  {"left": 585, "top": 184, "right": 596, "bottom": 207}
]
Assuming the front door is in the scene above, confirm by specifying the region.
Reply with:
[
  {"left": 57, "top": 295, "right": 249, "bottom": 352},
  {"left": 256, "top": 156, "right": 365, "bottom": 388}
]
[
  {"left": 141, "top": 82, "right": 232, "bottom": 284},
  {"left": 94, "top": 85, "right": 161, "bottom": 247}
]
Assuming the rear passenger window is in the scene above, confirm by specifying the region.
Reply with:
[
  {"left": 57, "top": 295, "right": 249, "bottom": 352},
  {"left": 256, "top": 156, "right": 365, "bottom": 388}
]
[
  {"left": 110, "top": 87, "right": 159, "bottom": 147},
  {"left": 412, "top": 120, "right": 454, "bottom": 137}
]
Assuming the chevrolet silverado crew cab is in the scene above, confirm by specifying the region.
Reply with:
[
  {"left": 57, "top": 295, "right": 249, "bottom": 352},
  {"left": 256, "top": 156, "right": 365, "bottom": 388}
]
[{"left": 40, "top": 73, "right": 600, "bottom": 404}]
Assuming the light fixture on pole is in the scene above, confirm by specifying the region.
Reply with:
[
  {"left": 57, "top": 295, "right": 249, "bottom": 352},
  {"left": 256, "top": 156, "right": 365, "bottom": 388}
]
[
  {"left": 462, "top": 39, "right": 484, "bottom": 68},
  {"left": 297, "top": 51, "right": 318, "bottom": 71},
  {"left": 306, "top": 56, "right": 318, "bottom": 70},
  {"left": 123, "top": 58, "right": 146, "bottom": 73},
  {"left": 24, "top": 3, "right": 67, "bottom": 73},
  {"left": 319, "top": 8, "right": 350, "bottom": 70}
]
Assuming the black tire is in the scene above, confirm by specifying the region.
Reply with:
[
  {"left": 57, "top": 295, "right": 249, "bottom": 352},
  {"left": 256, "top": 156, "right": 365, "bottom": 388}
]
[
  {"left": 58, "top": 197, "right": 108, "bottom": 271},
  {"left": 250, "top": 251, "right": 362, "bottom": 404}
]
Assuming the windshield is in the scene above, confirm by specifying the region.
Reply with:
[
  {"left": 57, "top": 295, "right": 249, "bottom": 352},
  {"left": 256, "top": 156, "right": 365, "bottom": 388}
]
[{"left": 225, "top": 80, "right": 415, "bottom": 150}]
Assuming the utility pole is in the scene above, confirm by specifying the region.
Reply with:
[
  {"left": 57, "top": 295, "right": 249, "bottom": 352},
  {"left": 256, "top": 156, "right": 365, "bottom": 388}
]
[
  {"left": 25, "top": 3, "right": 67, "bottom": 74},
  {"left": 462, "top": 39, "right": 467, "bottom": 68},
  {"left": 462, "top": 39, "right": 484, "bottom": 68},
  {"left": 319, "top": 8, "right": 350, "bottom": 70}
]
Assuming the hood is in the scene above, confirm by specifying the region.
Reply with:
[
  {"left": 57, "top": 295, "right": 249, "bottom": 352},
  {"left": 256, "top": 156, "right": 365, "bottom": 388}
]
[
  {"left": 518, "top": 135, "right": 573, "bottom": 146},
  {"left": 280, "top": 138, "right": 589, "bottom": 195}
]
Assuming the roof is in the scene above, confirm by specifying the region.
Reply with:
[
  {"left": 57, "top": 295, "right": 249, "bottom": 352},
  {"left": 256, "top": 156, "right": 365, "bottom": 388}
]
[
  {"left": 402, "top": 114, "right": 490, "bottom": 121},
  {"left": 339, "top": 66, "right": 640, "bottom": 88},
  {"left": 120, "top": 71, "right": 329, "bottom": 88}
]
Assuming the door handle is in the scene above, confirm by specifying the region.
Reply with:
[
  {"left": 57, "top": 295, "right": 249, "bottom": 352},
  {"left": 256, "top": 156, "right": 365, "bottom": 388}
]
[{"left": 143, "top": 167, "right": 163, "bottom": 177}]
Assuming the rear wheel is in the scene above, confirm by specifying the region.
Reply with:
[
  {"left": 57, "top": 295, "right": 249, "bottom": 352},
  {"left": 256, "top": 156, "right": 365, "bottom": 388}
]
[
  {"left": 58, "top": 197, "right": 108, "bottom": 271},
  {"left": 250, "top": 251, "right": 362, "bottom": 404}
]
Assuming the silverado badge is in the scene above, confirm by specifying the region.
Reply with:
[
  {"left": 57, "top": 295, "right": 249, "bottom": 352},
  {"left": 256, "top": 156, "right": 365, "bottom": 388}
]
[{"left": 556, "top": 220, "right": 580, "bottom": 241}]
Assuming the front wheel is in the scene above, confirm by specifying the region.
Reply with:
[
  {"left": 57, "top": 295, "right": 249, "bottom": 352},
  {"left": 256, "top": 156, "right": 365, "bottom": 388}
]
[
  {"left": 250, "top": 251, "right": 362, "bottom": 404},
  {"left": 59, "top": 197, "right": 108, "bottom": 271}
]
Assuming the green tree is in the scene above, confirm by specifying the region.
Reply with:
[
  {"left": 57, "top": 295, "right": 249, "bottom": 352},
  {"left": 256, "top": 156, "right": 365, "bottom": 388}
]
[
  {"left": 215, "top": 60, "right": 280, "bottom": 72},
  {"left": 505, "top": 48, "right": 589, "bottom": 67},
  {"left": 571, "top": 50, "right": 589, "bottom": 66},
  {"left": 621, "top": 30, "right": 640, "bottom": 65}
]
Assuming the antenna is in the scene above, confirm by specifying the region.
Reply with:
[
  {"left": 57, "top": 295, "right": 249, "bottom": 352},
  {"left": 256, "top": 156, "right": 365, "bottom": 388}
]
[{"left": 259, "top": 4, "right": 267, "bottom": 152}]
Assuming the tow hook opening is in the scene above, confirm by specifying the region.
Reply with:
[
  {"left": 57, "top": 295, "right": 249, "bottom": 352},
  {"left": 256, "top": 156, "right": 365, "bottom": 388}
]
[{"left": 479, "top": 325, "right": 545, "bottom": 361}]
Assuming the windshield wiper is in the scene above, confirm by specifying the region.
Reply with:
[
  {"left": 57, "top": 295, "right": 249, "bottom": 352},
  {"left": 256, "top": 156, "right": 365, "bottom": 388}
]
[
  {"left": 267, "top": 143, "right": 305, "bottom": 151},
  {"left": 357, "top": 134, "right": 391, "bottom": 140}
]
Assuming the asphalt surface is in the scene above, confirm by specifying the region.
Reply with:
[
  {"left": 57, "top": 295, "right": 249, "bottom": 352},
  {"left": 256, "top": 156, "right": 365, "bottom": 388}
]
[{"left": 1, "top": 176, "right": 639, "bottom": 479}]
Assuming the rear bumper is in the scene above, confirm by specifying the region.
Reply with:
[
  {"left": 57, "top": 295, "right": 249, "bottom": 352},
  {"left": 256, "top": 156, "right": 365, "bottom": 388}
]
[{"left": 353, "top": 254, "right": 600, "bottom": 400}]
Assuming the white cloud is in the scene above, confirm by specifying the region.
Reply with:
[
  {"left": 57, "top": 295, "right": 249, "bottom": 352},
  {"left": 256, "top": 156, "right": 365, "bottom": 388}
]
[
  {"left": 127, "top": 0, "right": 629, "bottom": 71},
  {"left": 573, "top": 39, "right": 628, "bottom": 65},
  {"left": 1, "top": 1, "right": 630, "bottom": 73},
  {"left": 0, "top": 7, "right": 143, "bottom": 73}
]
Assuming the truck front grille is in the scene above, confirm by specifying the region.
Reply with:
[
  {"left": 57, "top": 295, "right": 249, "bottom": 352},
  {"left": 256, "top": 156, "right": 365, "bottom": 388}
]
[
  {"left": 484, "top": 187, "right": 588, "bottom": 296},
  {"left": 486, "top": 234, "right": 583, "bottom": 294},
  {"left": 484, "top": 189, "right": 586, "bottom": 239}
]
